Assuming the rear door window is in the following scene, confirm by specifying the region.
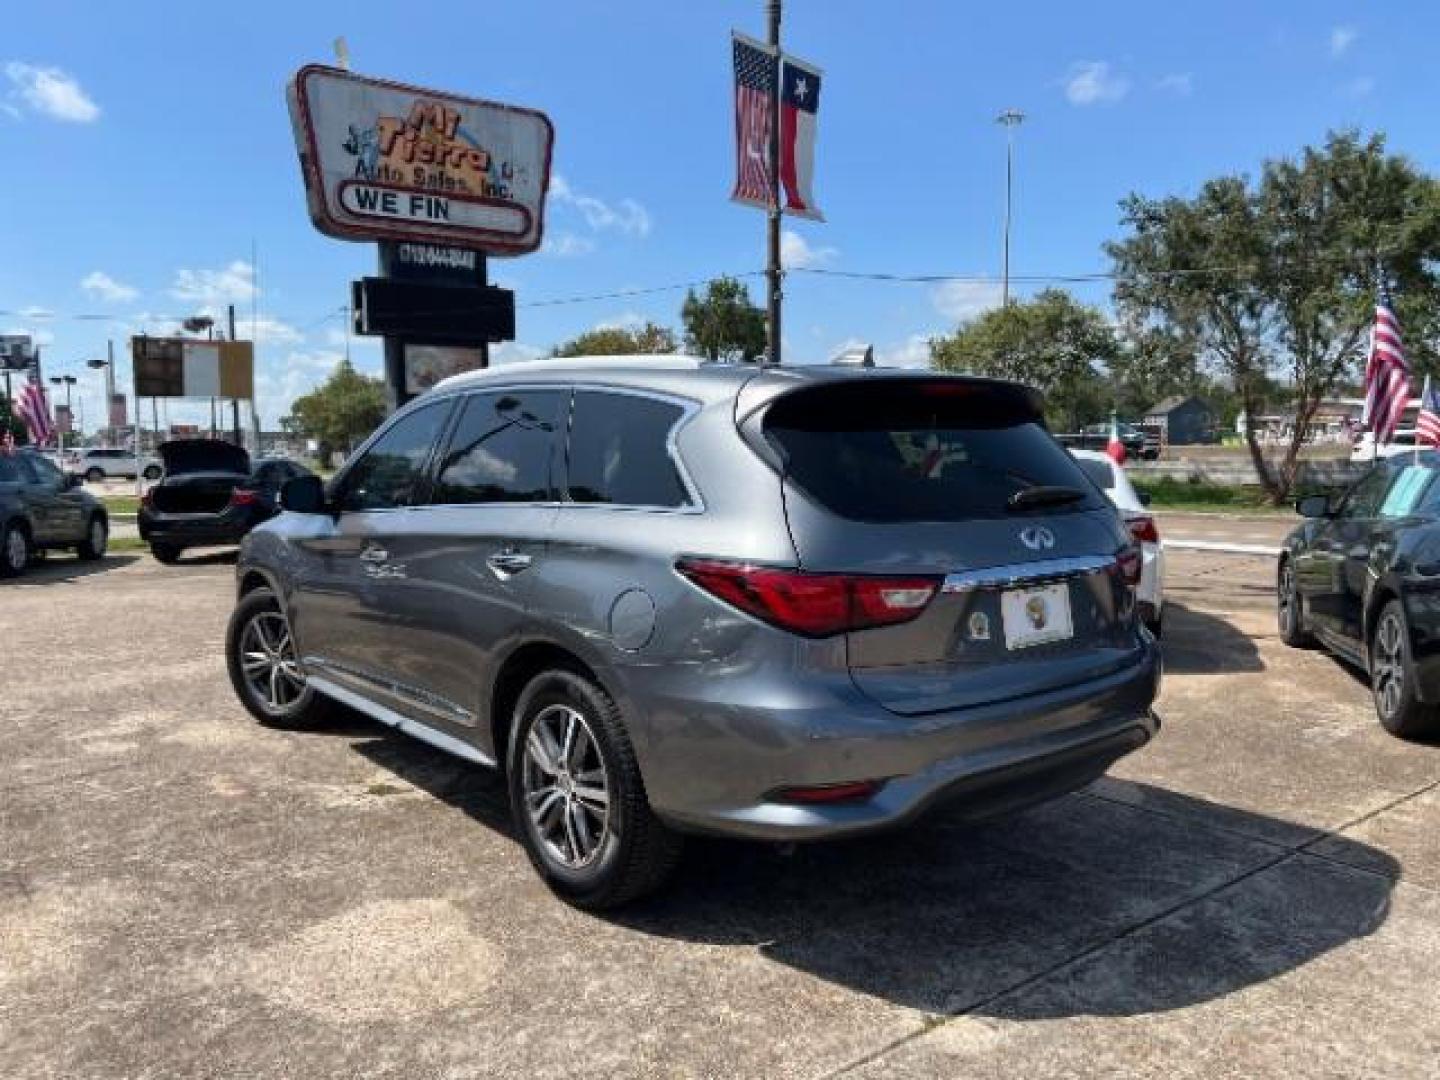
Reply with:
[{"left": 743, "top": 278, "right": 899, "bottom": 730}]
[
  {"left": 566, "top": 391, "right": 690, "bottom": 508},
  {"left": 431, "top": 390, "right": 564, "bottom": 505},
  {"left": 762, "top": 380, "right": 1105, "bottom": 522}
]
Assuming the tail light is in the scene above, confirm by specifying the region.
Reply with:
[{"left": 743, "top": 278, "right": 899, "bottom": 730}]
[
  {"left": 675, "top": 558, "right": 939, "bottom": 637},
  {"left": 1126, "top": 514, "right": 1160, "bottom": 545},
  {"left": 229, "top": 488, "right": 261, "bottom": 507}
]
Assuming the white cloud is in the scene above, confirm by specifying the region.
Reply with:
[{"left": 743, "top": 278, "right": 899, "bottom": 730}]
[
  {"left": 1156, "top": 73, "right": 1193, "bottom": 96},
  {"left": 1340, "top": 76, "right": 1375, "bottom": 99},
  {"left": 549, "top": 174, "right": 651, "bottom": 237},
  {"left": 3, "top": 62, "right": 100, "bottom": 123},
  {"left": 595, "top": 311, "right": 647, "bottom": 330},
  {"left": 18, "top": 305, "right": 54, "bottom": 320},
  {"left": 879, "top": 334, "right": 934, "bottom": 369},
  {"left": 2, "top": 325, "right": 55, "bottom": 347},
  {"left": 80, "top": 271, "right": 138, "bottom": 303},
  {"left": 1330, "top": 25, "right": 1358, "bottom": 58},
  {"left": 541, "top": 231, "right": 597, "bottom": 257},
  {"left": 491, "top": 342, "right": 545, "bottom": 366},
  {"left": 170, "top": 260, "right": 258, "bottom": 305},
  {"left": 1063, "top": 61, "right": 1129, "bottom": 106},
  {"left": 931, "top": 280, "right": 1004, "bottom": 322},
  {"left": 781, "top": 229, "right": 838, "bottom": 269}
]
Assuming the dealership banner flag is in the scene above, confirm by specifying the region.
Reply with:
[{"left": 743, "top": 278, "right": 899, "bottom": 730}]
[{"left": 779, "top": 54, "right": 823, "bottom": 220}]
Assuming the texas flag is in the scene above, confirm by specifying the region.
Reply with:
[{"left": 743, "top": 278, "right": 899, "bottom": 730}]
[{"left": 779, "top": 55, "right": 824, "bottom": 220}]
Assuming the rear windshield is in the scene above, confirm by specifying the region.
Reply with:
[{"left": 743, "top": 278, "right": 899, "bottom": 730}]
[
  {"left": 763, "top": 380, "right": 1105, "bottom": 522},
  {"left": 1074, "top": 458, "right": 1115, "bottom": 491}
]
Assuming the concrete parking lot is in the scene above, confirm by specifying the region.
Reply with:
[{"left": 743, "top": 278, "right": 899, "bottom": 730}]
[{"left": 3, "top": 549, "right": 1440, "bottom": 1078}]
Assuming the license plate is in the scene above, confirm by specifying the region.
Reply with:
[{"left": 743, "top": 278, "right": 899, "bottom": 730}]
[{"left": 1000, "top": 583, "right": 1073, "bottom": 650}]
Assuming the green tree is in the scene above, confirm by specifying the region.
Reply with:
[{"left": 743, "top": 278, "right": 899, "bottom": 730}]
[
  {"left": 287, "top": 360, "right": 387, "bottom": 458},
  {"left": 1109, "top": 131, "right": 1440, "bottom": 501},
  {"left": 0, "top": 392, "right": 27, "bottom": 444},
  {"left": 929, "top": 289, "right": 1119, "bottom": 431},
  {"left": 681, "top": 277, "right": 766, "bottom": 362},
  {"left": 552, "top": 322, "right": 678, "bottom": 357}
]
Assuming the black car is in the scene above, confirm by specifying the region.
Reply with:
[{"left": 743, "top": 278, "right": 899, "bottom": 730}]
[
  {"left": 138, "top": 440, "right": 313, "bottom": 564},
  {"left": 1279, "top": 454, "right": 1440, "bottom": 738},
  {"left": 0, "top": 448, "right": 109, "bottom": 576}
]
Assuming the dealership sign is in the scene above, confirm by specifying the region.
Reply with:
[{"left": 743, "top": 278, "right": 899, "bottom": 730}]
[
  {"left": 287, "top": 66, "right": 554, "bottom": 255},
  {"left": 131, "top": 337, "right": 255, "bottom": 399}
]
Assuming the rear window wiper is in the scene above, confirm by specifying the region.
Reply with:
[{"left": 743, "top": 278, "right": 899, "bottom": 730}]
[{"left": 1007, "top": 485, "right": 1087, "bottom": 511}]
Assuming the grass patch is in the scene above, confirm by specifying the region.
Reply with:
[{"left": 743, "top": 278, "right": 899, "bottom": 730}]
[
  {"left": 1132, "top": 476, "right": 1291, "bottom": 514},
  {"left": 107, "top": 535, "right": 149, "bottom": 553},
  {"left": 103, "top": 495, "right": 141, "bottom": 516}
]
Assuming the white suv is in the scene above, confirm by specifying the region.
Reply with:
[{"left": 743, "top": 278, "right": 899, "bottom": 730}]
[{"left": 66, "top": 448, "right": 163, "bottom": 482}]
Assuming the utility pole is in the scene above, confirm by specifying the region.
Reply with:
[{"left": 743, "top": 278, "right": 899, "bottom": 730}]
[
  {"left": 228, "top": 304, "right": 241, "bottom": 445},
  {"left": 996, "top": 108, "right": 1025, "bottom": 308},
  {"left": 765, "top": 0, "right": 783, "bottom": 364}
]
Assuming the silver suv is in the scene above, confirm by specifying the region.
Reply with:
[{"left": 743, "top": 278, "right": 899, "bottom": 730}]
[{"left": 227, "top": 358, "right": 1161, "bottom": 908}]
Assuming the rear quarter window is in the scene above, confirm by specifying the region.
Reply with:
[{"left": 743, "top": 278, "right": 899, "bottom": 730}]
[
  {"left": 566, "top": 391, "right": 690, "bottom": 508},
  {"left": 762, "top": 379, "right": 1105, "bottom": 523}
]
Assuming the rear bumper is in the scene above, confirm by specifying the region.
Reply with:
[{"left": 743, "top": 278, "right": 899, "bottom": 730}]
[
  {"left": 138, "top": 508, "right": 260, "bottom": 546},
  {"left": 635, "top": 637, "right": 1162, "bottom": 841}
]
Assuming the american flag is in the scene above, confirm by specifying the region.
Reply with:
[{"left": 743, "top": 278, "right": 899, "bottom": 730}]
[
  {"left": 1362, "top": 295, "right": 1409, "bottom": 445},
  {"left": 1418, "top": 376, "right": 1440, "bottom": 448},
  {"left": 14, "top": 376, "right": 53, "bottom": 447},
  {"left": 731, "top": 33, "right": 777, "bottom": 210}
]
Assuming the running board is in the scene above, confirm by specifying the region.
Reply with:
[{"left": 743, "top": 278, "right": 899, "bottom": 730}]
[{"left": 309, "top": 676, "right": 496, "bottom": 768}]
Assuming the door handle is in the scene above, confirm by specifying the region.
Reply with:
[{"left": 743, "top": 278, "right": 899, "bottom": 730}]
[
  {"left": 486, "top": 552, "right": 533, "bottom": 576},
  {"left": 359, "top": 545, "right": 389, "bottom": 563}
]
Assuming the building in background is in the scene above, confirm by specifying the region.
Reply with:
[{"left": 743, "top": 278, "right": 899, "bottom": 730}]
[{"left": 1143, "top": 396, "right": 1215, "bottom": 446}]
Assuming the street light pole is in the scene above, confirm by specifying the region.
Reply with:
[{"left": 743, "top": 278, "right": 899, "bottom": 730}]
[
  {"left": 996, "top": 108, "right": 1025, "bottom": 308},
  {"left": 765, "top": 0, "right": 783, "bottom": 365}
]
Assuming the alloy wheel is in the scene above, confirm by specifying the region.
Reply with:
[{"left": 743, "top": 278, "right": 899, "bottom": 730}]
[
  {"left": 1278, "top": 563, "right": 1295, "bottom": 630},
  {"left": 237, "top": 609, "right": 307, "bottom": 714},
  {"left": 521, "top": 704, "right": 612, "bottom": 869},
  {"left": 1372, "top": 612, "right": 1406, "bottom": 719},
  {"left": 89, "top": 519, "right": 107, "bottom": 555},
  {"left": 5, "top": 528, "right": 26, "bottom": 573}
]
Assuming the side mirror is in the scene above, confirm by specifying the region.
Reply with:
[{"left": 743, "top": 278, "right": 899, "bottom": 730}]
[
  {"left": 1137, "top": 490, "right": 1152, "bottom": 507},
  {"left": 1296, "top": 494, "right": 1330, "bottom": 519},
  {"left": 280, "top": 474, "right": 328, "bottom": 515}
]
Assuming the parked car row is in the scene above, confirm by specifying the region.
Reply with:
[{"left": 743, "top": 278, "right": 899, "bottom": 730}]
[{"left": 63, "top": 447, "right": 163, "bottom": 482}]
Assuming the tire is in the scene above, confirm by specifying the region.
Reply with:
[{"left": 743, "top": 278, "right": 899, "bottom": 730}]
[
  {"left": 1277, "top": 557, "right": 1314, "bottom": 648},
  {"left": 1369, "top": 599, "right": 1440, "bottom": 739},
  {"left": 1144, "top": 610, "right": 1164, "bottom": 639},
  {"left": 77, "top": 515, "right": 107, "bottom": 561},
  {"left": 507, "top": 668, "right": 682, "bottom": 910},
  {"left": 225, "top": 586, "right": 335, "bottom": 729},
  {"left": 150, "top": 543, "right": 183, "bottom": 564},
  {"left": 142, "top": 466, "right": 162, "bottom": 481},
  {"left": 85, "top": 467, "right": 105, "bottom": 483},
  {"left": 0, "top": 521, "right": 29, "bottom": 577}
]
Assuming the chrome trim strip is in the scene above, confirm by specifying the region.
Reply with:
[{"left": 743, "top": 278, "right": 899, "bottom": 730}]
[
  {"left": 309, "top": 676, "right": 495, "bottom": 768},
  {"left": 305, "top": 656, "right": 477, "bottom": 726},
  {"left": 942, "top": 554, "right": 1116, "bottom": 593}
]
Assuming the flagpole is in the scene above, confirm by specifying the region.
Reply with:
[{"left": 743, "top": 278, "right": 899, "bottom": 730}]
[{"left": 765, "top": 0, "right": 783, "bottom": 365}]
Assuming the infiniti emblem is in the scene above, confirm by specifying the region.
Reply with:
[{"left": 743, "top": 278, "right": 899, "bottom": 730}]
[{"left": 1020, "top": 526, "right": 1056, "bottom": 551}]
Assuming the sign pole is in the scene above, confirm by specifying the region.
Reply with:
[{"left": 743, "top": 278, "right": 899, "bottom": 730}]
[{"left": 766, "top": 0, "right": 783, "bottom": 365}]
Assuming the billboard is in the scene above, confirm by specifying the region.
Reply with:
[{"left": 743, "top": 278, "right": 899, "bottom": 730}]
[
  {"left": 287, "top": 66, "right": 554, "bottom": 255},
  {"left": 131, "top": 338, "right": 254, "bottom": 399},
  {"left": 109, "top": 393, "right": 128, "bottom": 430},
  {"left": 0, "top": 335, "right": 34, "bottom": 370},
  {"left": 405, "top": 344, "right": 485, "bottom": 394}
]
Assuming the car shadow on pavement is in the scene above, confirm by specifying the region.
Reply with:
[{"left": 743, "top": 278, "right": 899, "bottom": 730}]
[
  {"left": 0, "top": 553, "right": 140, "bottom": 586},
  {"left": 1160, "top": 601, "right": 1264, "bottom": 674},
  {"left": 349, "top": 729, "right": 1395, "bottom": 1019}
]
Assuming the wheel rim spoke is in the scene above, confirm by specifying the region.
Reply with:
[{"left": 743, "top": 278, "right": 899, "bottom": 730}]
[
  {"left": 521, "top": 703, "right": 611, "bottom": 869},
  {"left": 239, "top": 610, "right": 306, "bottom": 714}
]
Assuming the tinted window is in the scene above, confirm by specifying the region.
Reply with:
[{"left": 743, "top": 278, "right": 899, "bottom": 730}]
[
  {"left": 567, "top": 391, "right": 689, "bottom": 508},
  {"left": 338, "top": 401, "right": 450, "bottom": 511},
  {"left": 0, "top": 455, "right": 22, "bottom": 483},
  {"left": 1074, "top": 458, "right": 1116, "bottom": 491},
  {"left": 1341, "top": 465, "right": 1396, "bottom": 519},
  {"left": 764, "top": 380, "right": 1104, "bottom": 522},
  {"left": 25, "top": 454, "right": 62, "bottom": 485},
  {"left": 431, "top": 390, "right": 562, "bottom": 505}
]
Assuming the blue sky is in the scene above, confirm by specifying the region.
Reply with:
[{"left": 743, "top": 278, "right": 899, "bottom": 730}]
[{"left": 1, "top": 1, "right": 1431, "bottom": 429}]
